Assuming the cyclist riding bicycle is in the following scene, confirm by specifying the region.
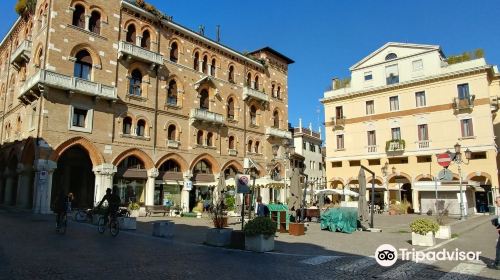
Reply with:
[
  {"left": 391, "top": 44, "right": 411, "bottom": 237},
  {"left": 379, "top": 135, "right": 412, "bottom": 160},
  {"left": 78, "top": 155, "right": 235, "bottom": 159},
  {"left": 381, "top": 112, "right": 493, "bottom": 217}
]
[
  {"left": 54, "top": 191, "right": 72, "bottom": 229},
  {"left": 97, "top": 188, "right": 121, "bottom": 225}
]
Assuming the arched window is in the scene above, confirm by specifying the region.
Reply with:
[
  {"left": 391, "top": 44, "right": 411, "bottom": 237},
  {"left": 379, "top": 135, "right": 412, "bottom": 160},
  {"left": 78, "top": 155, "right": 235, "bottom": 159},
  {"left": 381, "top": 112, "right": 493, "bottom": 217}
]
[
  {"left": 246, "top": 73, "right": 252, "bottom": 87},
  {"left": 136, "top": 119, "right": 146, "bottom": 137},
  {"left": 228, "top": 65, "right": 234, "bottom": 83},
  {"left": 271, "top": 84, "right": 275, "bottom": 97},
  {"left": 202, "top": 55, "right": 208, "bottom": 74},
  {"left": 273, "top": 111, "right": 280, "bottom": 128},
  {"left": 167, "top": 80, "right": 178, "bottom": 106},
  {"left": 170, "top": 42, "right": 178, "bottom": 63},
  {"left": 8, "top": 76, "right": 15, "bottom": 106},
  {"left": 159, "top": 159, "right": 180, "bottom": 172},
  {"left": 129, "top": 69, "right": 142, "bottom": 96},
  {"left": 72, "top": 5, "right": 85, "bottom": 28},
  {"left": 385, "top": 53, "right": 397, "bottom": 61},
  {"left": 206, "top": 132, "right": 213, "bottom": 146},
  {"left": 227, "top": 97, "right": 235, "bottom": 120},
  {"left": 35, "top": 47, "right": 43, "bottom": 67},
  {"left": 141, "top": 30, "right": 151, "bottom": 49},
  {"left": 89, "top": 11, "right": 101, "bottom": 34},
  {"left": 122, "top": 117, "right": 132, "bottom": 134},
  {"left": 254, "top": 75, "right": 259, "bottom": 90},
  {"left": 254, "top": 141, "right": 260, "bottom": 154},
  {"left": 74, "top": 50, "right": 92, "bottom": 80},
  {"left": 277, "top": 86, "right": 281, "bottom": 99},
  {"left": 197, "top": 130, "right": 203, "bottom": 145},
  {"left": 194, "top": 160, "right": 211, "bottom": 175},
  {"left": 200, "top": 89, "right": 209, "bottom": 110},
  {"left": 224, "top": 166, "right": 238, "bottom": 179},
  {"left": 228, "top": 136, "right": 235, "bottom": 149},
  {"left": 167, "top": 124, "right": 176, "bottom": 141},
  {"left": 247, "top": 140, "right": 253, "bottom": 153},
  {"left": 210, "top": 58, "right": 216, "bottom": 76},
  {"left": 16, "top": 116, "right": 22, "bottom": 133},
  {"left": 250, "top": 105, "right": 257, "bottom": 125},
  {"left": 194, "top": 52, "right": 199, "bottom": 71},
  {"left": 126, "top": 24, "right": 136, "bottom": 44},
  {"left": 118, "top": 156, "right": 144, "bottom": 170}
]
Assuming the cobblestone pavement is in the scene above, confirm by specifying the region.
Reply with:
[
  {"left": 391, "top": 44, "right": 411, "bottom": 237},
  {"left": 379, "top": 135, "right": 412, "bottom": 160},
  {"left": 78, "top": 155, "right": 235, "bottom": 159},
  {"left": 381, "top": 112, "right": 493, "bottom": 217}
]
[{"left": 0, "top": 210, "right": 498, "bottom": 280}]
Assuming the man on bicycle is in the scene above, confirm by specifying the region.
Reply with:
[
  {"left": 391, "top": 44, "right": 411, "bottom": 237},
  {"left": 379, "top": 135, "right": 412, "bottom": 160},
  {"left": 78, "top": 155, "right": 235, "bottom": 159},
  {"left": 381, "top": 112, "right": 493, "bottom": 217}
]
[
  {"left": 54, "top": 190, "right": 71, "bottom": 229},
  {"left": 97, "top": 188, "right": 121, "bottom": 225}
]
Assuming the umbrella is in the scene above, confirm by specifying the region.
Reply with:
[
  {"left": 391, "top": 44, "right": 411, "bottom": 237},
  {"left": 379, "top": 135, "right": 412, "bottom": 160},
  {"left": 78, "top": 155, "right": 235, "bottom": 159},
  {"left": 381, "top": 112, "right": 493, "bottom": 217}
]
[
  {"left": 315, "top": 188, "right": 359, "bottom": 197},
  {"left": 358, "top": 168, "right": 370, "bottom": 229}
]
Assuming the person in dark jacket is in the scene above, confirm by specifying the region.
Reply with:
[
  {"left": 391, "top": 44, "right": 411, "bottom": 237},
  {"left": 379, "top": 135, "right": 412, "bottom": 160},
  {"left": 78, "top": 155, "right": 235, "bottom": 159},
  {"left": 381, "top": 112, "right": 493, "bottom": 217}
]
[
  {"left": 256, "top": 196, "right": 269, "bottom": 217},
  {"left": 54, "top": 191, "right": 70, "bottom": 228},
  {"left": 97, "top": 188, "right": 121, "bottom": 225}
]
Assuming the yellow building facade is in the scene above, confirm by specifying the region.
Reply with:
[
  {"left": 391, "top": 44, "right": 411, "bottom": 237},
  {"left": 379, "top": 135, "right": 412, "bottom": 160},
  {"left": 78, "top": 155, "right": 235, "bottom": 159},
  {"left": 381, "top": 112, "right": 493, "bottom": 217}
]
[{"left": 322, "top": 43, "right": 500, "bottom": 215}]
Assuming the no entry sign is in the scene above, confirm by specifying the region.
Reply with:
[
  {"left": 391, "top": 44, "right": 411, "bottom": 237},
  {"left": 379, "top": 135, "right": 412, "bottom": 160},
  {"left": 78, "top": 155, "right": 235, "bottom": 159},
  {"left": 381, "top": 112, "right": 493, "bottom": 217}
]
[{"left": 437, "top": 153, "right": 452, "bottom": 167}]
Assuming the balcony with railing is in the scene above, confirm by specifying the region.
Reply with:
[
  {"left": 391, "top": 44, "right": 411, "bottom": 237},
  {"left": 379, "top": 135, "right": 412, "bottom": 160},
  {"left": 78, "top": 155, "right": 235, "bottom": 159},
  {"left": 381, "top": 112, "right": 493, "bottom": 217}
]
[
  {"left": 167, "top": 140, "right": 179, "bottom": 149},
  {"left": 189, "top": 108, "right": 224, "bottom": 126},
  {"left": 228, "top": 149, "right": 237, "bottom": 156},
  {"left": 417, "top": 140, "right": 430, "bottom": 149},
  {"left": 367, "top": 145, "right": 377, "bottom": 153},
  {"left": 243, "top": 87, "right": 269, "bottom": 104},
  {"left": 331, "top": 116, "right": 346, "bottom": 129},
  {"left": 452, "top": 95, "right": 475, "bottom": 111},
  {"left": 19, "top": 69, "right": 117, "bottom": 102},
  {"left": 118, "top": 41, "right": 164, "bottom": 66},
  {"left": 385, "top": 139, "right": 405, "bottom": 153},
  {"left": 10, "top": 40, "right": 32, "bottom": 69},
  {"left": 265, "top": 127, "right": 292, "bottom": 140}
]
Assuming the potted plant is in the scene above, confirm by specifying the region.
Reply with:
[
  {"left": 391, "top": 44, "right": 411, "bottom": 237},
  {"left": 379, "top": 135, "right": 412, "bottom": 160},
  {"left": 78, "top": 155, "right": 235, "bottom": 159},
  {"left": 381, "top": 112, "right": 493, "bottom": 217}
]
[
  {"left": 435, "top": 204, "right": 451, "bottom": 239},
  {"left": 410, "top": 218, "right": 439, "bottom": 246},
  {"left": 205, "top": 196, "right": 232, "bottom": 247},
  {"left": 244, "top": 216, "right": 277, "bottom": 252},
  {"left": 128, "top": 202, "right": 140, "bottom": 218}
]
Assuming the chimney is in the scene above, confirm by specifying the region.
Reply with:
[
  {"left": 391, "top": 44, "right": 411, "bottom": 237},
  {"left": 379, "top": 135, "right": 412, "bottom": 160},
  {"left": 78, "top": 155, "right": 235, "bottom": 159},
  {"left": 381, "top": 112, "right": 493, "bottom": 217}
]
[
  {"left": 216, "top": 25, "right": 221, "bottom": 42},
  {"left": 319, "top": 126, "right": 322, "bottom": 141},
  {"left": 309, "top": 122, "right": 313, "bottom": 134},
  {"left": 331, "top": 77, "right": 338, "bottom": 90},
  {"left": 198, "top": 25, "right": 205, "bottom": 36},
  {"left": 299, "top": 118, "right": 302, "bottom": 132}
]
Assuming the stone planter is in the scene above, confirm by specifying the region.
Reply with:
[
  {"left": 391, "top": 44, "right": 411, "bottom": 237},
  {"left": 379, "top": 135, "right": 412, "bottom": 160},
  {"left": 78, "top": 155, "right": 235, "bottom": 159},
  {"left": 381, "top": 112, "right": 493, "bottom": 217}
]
[
  {"left": 118, "top": 217, "right": 137, "bottom": 230},
  {"left": 139, "top": 207, "right": 147, "bottom": 217},
  {"left": 92, "top": 214, "right": 103, "bottom": 225},
  {"left": 245, "top": 234, "right": 275, "bottom": 252},
  {"left": 129, "top": 209, "right": 140, "bottom": 218},
  {"left": 435, "top": 225, "right": 451, "bottom": 239},
  {"left": 152, "top": 221, "right": 174, "bottom": 238},
  {"left": 205, "top": 228, "right": 233, "bottom": 247},
  {"left": 411, "top": 232, "right": 435, "bottom": 246}
]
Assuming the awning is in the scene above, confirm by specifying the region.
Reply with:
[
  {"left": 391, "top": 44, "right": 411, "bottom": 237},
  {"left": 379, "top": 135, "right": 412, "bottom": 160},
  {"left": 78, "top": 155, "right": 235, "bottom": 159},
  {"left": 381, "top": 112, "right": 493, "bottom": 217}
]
[
  {"left": 350, "top": 184, "right": 387, "bottom": 190},
  {"left": 314, "top": 188, "right": 359, "bottom": 197},
  {"left": 413, "top": 180, "right": 480, "bottom": 191}
]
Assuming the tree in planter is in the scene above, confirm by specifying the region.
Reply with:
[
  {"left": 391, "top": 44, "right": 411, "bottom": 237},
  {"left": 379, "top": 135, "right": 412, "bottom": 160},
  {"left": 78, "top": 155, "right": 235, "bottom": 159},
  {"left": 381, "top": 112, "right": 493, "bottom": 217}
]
[
  {"left": 410, "top": 218, "right": 439, "bottom": 235},
  {"left": 15, "top": 0, "right": 36, "bottom": 18},
  {"left": 244, "top": 216, "right": 277, "bottom": 237}
]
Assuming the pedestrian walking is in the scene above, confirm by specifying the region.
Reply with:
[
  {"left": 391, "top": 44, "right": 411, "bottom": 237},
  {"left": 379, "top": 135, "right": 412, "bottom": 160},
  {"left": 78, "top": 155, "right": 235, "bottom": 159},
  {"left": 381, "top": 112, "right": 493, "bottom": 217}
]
[
  {"left": 487, "top": 196, "right": 500, "bottom": 270},
  {"left": 256, "top": 196, "right": 269, "bottom": 217}
]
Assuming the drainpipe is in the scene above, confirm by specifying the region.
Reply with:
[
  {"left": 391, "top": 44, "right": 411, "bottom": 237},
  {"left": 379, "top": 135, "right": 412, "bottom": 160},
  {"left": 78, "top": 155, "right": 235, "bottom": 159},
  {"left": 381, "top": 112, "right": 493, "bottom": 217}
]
[
  {"left": 153, "top": 24, "right": 161, "bottom": 158},
  {"left": 111, "top": 8, "right": 124, "bottom": 145}
]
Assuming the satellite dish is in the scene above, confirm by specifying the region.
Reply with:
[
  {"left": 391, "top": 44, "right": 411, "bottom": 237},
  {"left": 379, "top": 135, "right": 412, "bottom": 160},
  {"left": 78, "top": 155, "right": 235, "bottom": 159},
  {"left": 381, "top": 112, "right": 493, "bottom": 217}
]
[{"left": 438, "top": 169, "right": 453, "bottom": 181}]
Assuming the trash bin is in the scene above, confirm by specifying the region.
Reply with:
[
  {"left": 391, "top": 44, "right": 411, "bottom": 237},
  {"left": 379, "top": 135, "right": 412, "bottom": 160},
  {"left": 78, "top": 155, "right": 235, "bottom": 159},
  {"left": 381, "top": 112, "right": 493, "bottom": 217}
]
[{"left": 489, "top": 205, "right": 496, "bottom": 215}]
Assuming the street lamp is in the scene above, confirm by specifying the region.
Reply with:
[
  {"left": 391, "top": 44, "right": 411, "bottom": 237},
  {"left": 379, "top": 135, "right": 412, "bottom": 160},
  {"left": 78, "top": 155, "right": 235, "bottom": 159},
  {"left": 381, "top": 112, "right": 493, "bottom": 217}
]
[{"left": 449, "top": 143, "right": 472, "bottom": 220}]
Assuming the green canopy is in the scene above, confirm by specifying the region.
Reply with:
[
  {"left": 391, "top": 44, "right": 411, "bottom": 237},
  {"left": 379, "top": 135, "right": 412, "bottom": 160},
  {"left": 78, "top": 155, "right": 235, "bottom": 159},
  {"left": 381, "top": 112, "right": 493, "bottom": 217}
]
[{"left": 320, "top": 207, "right": 358, "bottom": 234}]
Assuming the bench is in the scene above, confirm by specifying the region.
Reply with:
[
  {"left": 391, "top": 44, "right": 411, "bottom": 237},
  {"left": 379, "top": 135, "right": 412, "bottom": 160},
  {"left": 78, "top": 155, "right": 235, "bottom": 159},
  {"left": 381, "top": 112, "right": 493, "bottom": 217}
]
[{"left": 145, "top": 205, "right": 170, "bottom": 217}]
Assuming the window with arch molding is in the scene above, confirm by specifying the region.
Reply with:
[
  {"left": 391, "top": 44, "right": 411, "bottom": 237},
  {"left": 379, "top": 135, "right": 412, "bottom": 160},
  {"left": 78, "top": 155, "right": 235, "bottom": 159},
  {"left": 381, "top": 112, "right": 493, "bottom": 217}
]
[
  {"left": 194, "top": 52, "right": 199, "bottom": 71},
  {"left": 210, "top": 58, "right": 216, "bottom": 76},
  {"left": 194, "top": 160, "right": 211, "bottom": 175},
  {"left": 167, "top": 124, "right": 176, "bottom": 141},
  {"left": 170, "top": 42, "right": 178, "bottom": 63},
  {"left": 35, "top": 47, "right": 43, "bottom": 67},
  {"left": 385, "top": 53, "right": 397, "bottom": 61},
  {"left": 141, "top": 30, "right": 151, "bottom": 49},
  {"left": 136, "top": 119, "right": 146, "bottom": 137},
  {"left": 159, "top": 159, "right": 180, "bottom": 172},
  {"left": 273, "top": 111, "right": 280, "bottom": 128},
  {"left": 250, "top": 105, "right": 257, "bottom": 125},
  {"left": 122, "top": 117, "right": 132, "bottom": 135},
  {"left": 197, "top": 130, "right": 203, "bottom": 145},
  {"left": 247, "top": 140, "right": 253, "bottom": 153},
  {"left": 227, "top": 97, "right": 235, "bottom": 120},
  {"left": 72, "top": 4, "right": 85, "bottom": 28},
  {"left": 202, "top": 55, "right": 208, "bottom": 74},
  {"left": 228, "top": 65, "right": 235, "bottom": 83},
  {"left": 254, "top": 141, "right": 260, "bottom": 154},
  {"left": 126, "top": 25, "right": 136, "bottom": 44},
  {"left": 271, "top": 84, "right": 275, "bottom": 97},
  {"left": 228, "top": 136, "right": 235, "bottom": 149},
  {"left": 254, "top": 75, "right": 259, "bottom": 90},
  {"left": 246, "top": 73, "right": 252, "bottom": 87},
  {"left": 129, "top": 69, "right": 142, "bottom": 96},
  {"left": 74, "top": 50, "right": 92, "bottom": 80},
  {"left": 167, "top": 80, "right": 178, "bottom": 106},
  {"left": 200, "top": 89, "right": 209, "bottom": 110},
  {"left": 89, "top": 11, "right": 101, "bottom": 34},
  {"left": 207, "top": 132, "right": 213, "bottom": 146}
]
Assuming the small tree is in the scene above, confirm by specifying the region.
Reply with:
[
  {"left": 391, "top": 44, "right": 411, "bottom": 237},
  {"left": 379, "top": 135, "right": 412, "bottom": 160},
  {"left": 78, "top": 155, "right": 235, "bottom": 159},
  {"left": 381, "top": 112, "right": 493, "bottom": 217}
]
[{"left": 15, "top": 0, "right": 36, "bottom": 18}]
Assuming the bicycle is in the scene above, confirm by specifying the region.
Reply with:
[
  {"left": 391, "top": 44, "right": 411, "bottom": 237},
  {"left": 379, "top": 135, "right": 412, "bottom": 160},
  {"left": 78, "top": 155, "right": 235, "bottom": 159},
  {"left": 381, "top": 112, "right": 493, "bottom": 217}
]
[
  {"left": 74, "top": 208, "right": 93, "bottom": 223},
  {"left": 97, "top": 210, "right": 120, "bottom": 237},
  {"left": 56, "top": 212, "right": 68, "bottom": 234}
]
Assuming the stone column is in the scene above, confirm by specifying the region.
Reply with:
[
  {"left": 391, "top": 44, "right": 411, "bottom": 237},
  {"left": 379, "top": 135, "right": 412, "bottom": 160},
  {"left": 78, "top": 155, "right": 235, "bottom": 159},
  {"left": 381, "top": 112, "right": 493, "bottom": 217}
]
[
  {"left": 412, "top": 189, "right": 420, "bottom": 214},
  {"left": 181, "top": 172, "right": 193, "bottom": 212},
  {"left": 93, "top": 164, "right": 117, "bottom": 206},
  {"left": 198, "top": 61, "right": 203, "bottom": 72},
  {"left": 32, "top": 160, "right": 57, "bottom": 214},
  {"left": 84, "top": 14, "right": 90, "bottom": 30},
  {"left": 16, "top": 164, "right": 33, "bottom": 208},
  {"left": 146, "top": 168, "right": 159, "bottom": 206},
  {"left": 383, "top": 190, "right": 389, "bottom": 210},
  {"left": 261, "top": 187, "right": 270, "bottom": 204},
  {"left": 136, "top": 35, "right": 143, "bottom": 47},
  {"left": 3, "top": 168, "right": 14, "bottom": 205}
]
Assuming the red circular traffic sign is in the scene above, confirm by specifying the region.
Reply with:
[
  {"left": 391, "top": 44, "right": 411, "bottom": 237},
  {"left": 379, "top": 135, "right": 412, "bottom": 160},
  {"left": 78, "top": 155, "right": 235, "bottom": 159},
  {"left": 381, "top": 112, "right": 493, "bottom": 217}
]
[{"left": 437, "top": 153, "right": 451, "bottom": 167}]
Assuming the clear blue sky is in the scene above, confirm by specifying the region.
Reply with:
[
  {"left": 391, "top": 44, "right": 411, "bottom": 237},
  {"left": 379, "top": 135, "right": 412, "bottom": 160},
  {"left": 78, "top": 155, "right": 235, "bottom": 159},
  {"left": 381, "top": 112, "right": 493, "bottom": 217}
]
[{"left": 2, "top": 0, "right": 500, "bottom": 134}]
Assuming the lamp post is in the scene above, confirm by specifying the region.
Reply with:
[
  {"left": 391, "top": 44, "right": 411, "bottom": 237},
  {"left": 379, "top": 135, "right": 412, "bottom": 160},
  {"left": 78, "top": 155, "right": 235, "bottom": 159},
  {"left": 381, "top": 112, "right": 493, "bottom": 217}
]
[{"left": 447, "top": 143, "right": 472, "bottom": 220}]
